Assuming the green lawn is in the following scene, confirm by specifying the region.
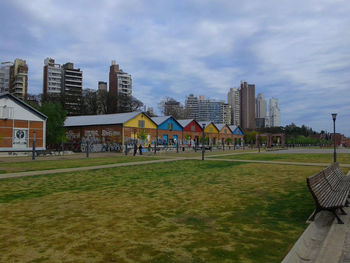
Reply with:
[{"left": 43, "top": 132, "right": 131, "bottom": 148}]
[
  {"left": 0, "top": 155, "right": 160, "bottom": 174},
  {"left": 210, "top": 153, "right": 350, "bottom": 164},
  {"left": 0, "top": 160, "right": 319, "bottom": 262}
]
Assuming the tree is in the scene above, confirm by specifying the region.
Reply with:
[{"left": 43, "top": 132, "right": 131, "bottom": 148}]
[
  {"left": 39, "top": 103, "right": 67, "bottom": 146},
  {"left": 158, "top": 97, "right": 185, "bottom": 119},
  {"left": 244, "top": 131, "right": 258, "bottom": 144},
  {"left": 81, "top": 89, "right": 98, "bottom": 115}
]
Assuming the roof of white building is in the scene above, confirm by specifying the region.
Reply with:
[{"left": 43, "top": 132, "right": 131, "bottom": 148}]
[{"left": 64, "top": 111, "right": 141, "bottom": 127}]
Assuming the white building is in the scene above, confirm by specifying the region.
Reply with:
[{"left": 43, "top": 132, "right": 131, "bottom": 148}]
[
  {"left": 0, "top": 62, "right": 12, "bottom": 94},
  {"left": 227, "top": 88, "right": 240, "bottom": 126},
  {"left": 269, "top": 98, "right": 280, "bottom": 127},
  {"left": 255, "top": 93, "right": 267, "bottom": 118},
  {"left": 185, "top": 94, "right": 199, "bottom": 119},
  {"left": 43, "top": 58, "right": 62, "bottom": 95},
  {"left": 221, "top": 103, "right": 231, "bottom": 125},
  {"left": 0, "top": 93, "right": 47, "bottom": 151}
]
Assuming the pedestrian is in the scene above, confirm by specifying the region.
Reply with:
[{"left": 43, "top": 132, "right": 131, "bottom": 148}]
[
  {"left": 148, "top": 144, "right": 151, "bottom": 155},
  {"left": 133, "top": 143, "right": 137, "bottom": 156},
  {"left": 139, "top": 144, "right": 143, "bottom": 155}
]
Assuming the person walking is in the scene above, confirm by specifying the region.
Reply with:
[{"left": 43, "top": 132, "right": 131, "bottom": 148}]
[
  {"left": 148, "top": 144, "right": 151, "bottom": 155},
  {"left": 133, "top": 143, "right": 137, "bottom": 156},
  {"left": 139, "top": 144, "right": 143, "bottom": 155}
]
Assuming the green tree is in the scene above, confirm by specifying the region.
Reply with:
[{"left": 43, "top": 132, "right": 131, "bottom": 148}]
[{"left": 40, "top": 103, "right": 67, "bottom": 146}]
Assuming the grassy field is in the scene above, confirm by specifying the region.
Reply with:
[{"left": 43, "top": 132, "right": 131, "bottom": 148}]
[
  {"left": 211, "top": 153, "right": 350, "bottom": 164},
  {"left": 0, "top": 160, "right": 320, "bottom": 262},
  {"left": 0, "top": 155, "right": 161, "bottom": 174}
]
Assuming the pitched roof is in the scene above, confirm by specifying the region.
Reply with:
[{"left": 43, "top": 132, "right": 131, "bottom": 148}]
[
  {"left": 0, "top": 92, "right": 47, "bottom": 120},
  {"left": 151, "top": 116, "right": 171, "bottom": 125},
  {"left": 64, "top": 111, "right": 141, "bottom": 127},
  {"left": 177, "top": 119, "right": 194, "bottom": 128},
  {"left": 229, "top": 125, "right": 238, "bottom": 132},
  {"left": 214, "top": 123, "right": 226, "bottom": 131}
]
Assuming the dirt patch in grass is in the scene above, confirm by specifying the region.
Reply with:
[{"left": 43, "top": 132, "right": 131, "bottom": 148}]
[{"left": 0, "top": 160, "right": 319, "bottom": 262}]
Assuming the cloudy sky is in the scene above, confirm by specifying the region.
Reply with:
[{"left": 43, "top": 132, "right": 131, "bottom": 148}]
[{"left": 1, "top": 0, "right": 349, "bottom": 135}]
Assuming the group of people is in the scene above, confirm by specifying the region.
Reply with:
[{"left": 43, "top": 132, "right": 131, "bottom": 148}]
[{"left": 133, "top": 144, "right": 152, "bottom": 156}]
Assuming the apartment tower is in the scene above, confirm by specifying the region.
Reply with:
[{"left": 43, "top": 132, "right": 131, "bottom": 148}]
[
  {"left": 227, "top": 88, "right": 240, "bottom": 126},
  {"left": 240, "top": 81, "right": 255, "bottom": 130},
  {"left": 43, "top": 58, "right": 62, "bottom": 99},
  {"left": 62, "top": 62, "right": 83, "bottom": 116},
  {"left": 9, "top": 59, "right": 28, "bottom": 100},
  {"left": 185, "top": 94, "right": 199, "bottom": 119},
  {"left": 269, "top": 98, "right": 280, "bottom": 127}
]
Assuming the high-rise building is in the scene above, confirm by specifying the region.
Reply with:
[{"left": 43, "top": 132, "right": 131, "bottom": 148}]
[
  {"left": 198, "top": 96, "right": 226, "bottom": 123},
  {"left": 62, "top": 62, "right": 83, "bottom": 116},
  {"left": 269, "top": 98, "right": 280, "bottom": 127},
  {"left": 109, "top": 61, "right": 132, "bottom": 97},
  {"left": 240, "top": 81, "right": 255, "bottom": 130},
  {"left": 221, "top": 103, "right": 231, "bottom": 125},
  {"left": 255, "top": 93, "right": 266, "bottom": 119},
  {"left": 0, "top": 62, "right": 12, "bottom": 94},
  {"left": 9, "top": 59, "right": 28, "bottom": 100},
  {"left": 43, "top": 58, "right": 62, "bottom": 98},
  {"left": 227, "top": 88, "right": 240, "bottom": 126},
  {"left": 98, "top": 81, "right": 107, "bottom": 91},
  {"left": 185, "top": 94, "right": 199, "bottom": 119}
]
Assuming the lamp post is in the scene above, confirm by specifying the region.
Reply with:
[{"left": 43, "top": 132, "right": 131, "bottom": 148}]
[
  {"left": 332, "top": 113, "right": 337, "bottom": 163},
  {"left": 134, "top": 129, "right": 137, "bottom": 145},
  {"left": 32, "top": 131, "right": 36, "bottom": 160},
  {"left": 154, "top": 128, "right": 158, "bottom": 155},
  {"left": 202, "top": 124, "right": 206, "bottom": 161}
]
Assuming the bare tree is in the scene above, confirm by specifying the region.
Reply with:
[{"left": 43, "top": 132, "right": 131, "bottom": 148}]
[{"left": 158, "top": 97, "right": 185, "bottom": 119}]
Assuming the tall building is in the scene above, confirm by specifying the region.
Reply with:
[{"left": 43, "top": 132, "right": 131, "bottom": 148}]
[
  {"left": 43, "top": 58, "right": 62, "bottom": 98},
  {"left": 0, "top": 62, "right": 12, "bottom": 94},
  {"left": 255, "top": 93, "right": 266, "bottom": 119},
  {"left": 227, "top": 88, "right": 240, "bottom": 126},
  {"left": 221, "top": 103, "right": 231, "bottom": 125},
  {"left": 98, "top": 81, "right": 107, "bottom": 91},
  {"left": 9, "top": 59, "right": 28, "bottom": 100},
  {"left": 185, "top": 94, "right": 199, "bottom": 119},
  {"left": 109, "top": 60, "right": 132, "bottom": 97},
  {"left": 198, "top": 97, "right": 226, "bottom": 123},
  {"left": 240, "top": 81, "right": 255, "bottom": 130},
  {"left": 62, "top": 62, "right": 83, "bottom": 116},
  {"left": 269, "top": 98, "right": 280, "bottom": 127}
]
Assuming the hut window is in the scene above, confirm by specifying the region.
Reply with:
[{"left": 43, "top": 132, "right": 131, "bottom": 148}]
[{"left": 138, "top": 120, "right": 145, "bottom": 128}]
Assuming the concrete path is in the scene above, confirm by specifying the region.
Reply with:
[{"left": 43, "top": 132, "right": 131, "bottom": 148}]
[
  {"left": 1, "top": 153, "right": 349, "bottom": 180},
  {"left": 205, "top": 157, "right": 350, "bottom": 168},
  {"left": 282, "top": 206, "right": 350, "bottom": 263},
  {"left": 0, "top": 158, "right": 186, "bottom": 180}
]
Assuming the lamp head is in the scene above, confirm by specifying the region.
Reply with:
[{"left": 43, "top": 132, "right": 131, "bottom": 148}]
[{"left": 331, "top": 113, "right": 337, "bottom": 121}]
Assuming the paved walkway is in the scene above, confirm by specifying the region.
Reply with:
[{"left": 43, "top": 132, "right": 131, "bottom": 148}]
[
  {"left": 0, "top": 158, "right": 185, "bottom": 180},
  {"left": 282, "top": 207, "right": 350, "bottom": 263},
  {"left": 1, "top": 153, "right": 349, "bottom": 180}
]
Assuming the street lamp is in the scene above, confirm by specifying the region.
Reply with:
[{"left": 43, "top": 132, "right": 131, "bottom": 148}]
[
  {"left": 332, "top": 113, "right": 337, "bottom": 163},
  {"left": 154, "top": 127, "right": 158, "bottom": 155},
  {"left": 134, "top": 129, "right": 137, "bottom": 145},
  {"left": 32, "top": 131, "right": 36, "bottom": 160},
  {"left": 202, "top": 124, "right": 206, "bottom": 161}
]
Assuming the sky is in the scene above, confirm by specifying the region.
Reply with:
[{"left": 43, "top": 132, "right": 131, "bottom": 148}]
[{"left": 1, "top": 0, "right": 349, "bottom": 136}]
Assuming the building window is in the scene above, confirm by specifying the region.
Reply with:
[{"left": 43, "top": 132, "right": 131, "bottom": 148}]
[
  {"left": 168, "top": 123, "right": 173, "bottom": 131},
  {"left": 209, "top": 128, "right": 213, "bottom": 133},
  {"left": 138, "top": 120, "right": 145, "bottom": 128},
  {"left": 191, "top": 125, "right": 195, "bottom": 132}
]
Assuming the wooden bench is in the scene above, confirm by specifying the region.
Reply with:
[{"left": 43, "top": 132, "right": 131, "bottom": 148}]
[
  {"left": 307, "top": 168, "right": 349, "bottom": 224},
  {"left": 323, "top": 163, "right": 350, "bottom": 192}
]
